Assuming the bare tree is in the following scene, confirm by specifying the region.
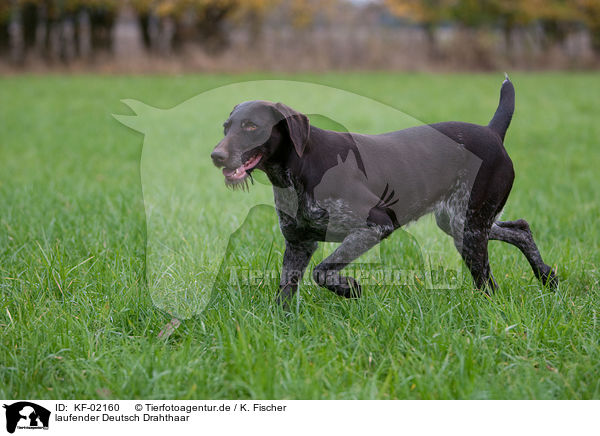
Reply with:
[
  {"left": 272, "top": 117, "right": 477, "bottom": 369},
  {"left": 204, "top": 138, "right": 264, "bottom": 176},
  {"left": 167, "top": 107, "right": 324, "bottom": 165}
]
[
  {"left": 8, "top": 0, "right": 24, "bottom": 64},
  {"left": 78, "top": 8, "right": 92, "bottom": 58}
]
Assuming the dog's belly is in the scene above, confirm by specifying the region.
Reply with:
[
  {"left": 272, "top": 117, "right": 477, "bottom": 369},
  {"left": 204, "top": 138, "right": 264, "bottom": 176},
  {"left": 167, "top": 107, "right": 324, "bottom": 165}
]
[
  {"left": 275, "top": 180, "right": 455, "bottom": 243},
  {"left": 315, "top": 192, "right": 440, "bottom": 239}
]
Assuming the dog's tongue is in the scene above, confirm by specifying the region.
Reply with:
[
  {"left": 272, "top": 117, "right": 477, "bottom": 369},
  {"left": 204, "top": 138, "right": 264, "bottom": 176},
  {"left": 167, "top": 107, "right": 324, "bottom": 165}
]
[{"left": 243, "top": 153, "right": 262, "bottom": 170}]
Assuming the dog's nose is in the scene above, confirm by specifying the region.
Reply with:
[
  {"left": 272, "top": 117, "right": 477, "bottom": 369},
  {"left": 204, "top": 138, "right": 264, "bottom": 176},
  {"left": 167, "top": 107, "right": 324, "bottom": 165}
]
[{"left": 211, "top": 150, "right": 228, "bottom": 166}]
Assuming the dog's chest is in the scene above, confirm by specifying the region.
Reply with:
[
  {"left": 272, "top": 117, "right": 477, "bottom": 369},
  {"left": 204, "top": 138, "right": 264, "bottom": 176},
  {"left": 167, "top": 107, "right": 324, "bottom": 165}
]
[
  {"left": 273, "top": 185, "right": 362, "bottom": 242},
  {"left": 273, "top": 185, "right": 326, "bottom": 230}
]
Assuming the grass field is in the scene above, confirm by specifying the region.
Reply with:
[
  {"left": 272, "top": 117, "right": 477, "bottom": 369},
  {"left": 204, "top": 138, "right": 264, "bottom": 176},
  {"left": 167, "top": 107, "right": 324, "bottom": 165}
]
[{"left": 1, "top": 73, "right": 599, "bottom": 399}]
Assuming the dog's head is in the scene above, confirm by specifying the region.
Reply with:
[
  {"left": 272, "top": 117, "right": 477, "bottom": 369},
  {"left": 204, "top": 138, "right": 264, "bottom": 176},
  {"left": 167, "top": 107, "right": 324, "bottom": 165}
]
[{"left": 211, "top": 100, "right": 309, "bottom": 189}]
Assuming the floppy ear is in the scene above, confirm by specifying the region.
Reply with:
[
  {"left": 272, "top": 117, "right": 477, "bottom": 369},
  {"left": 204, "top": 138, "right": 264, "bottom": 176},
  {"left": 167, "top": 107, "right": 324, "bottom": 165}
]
[{"left": 274, "top": 102, "right": 310, "bottom": 157}]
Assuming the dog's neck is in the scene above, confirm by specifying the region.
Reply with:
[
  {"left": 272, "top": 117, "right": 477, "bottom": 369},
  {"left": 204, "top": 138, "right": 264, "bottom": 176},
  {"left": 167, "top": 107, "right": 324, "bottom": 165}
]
[
  {"left": 261, "top": 136, "right": 304, "bottom": 189},
  {"left": 262, "top": 161, "right": 295, "bottom": 189},
  {"left": 261, "top": 125, "right": 361, "bottom": 196}
]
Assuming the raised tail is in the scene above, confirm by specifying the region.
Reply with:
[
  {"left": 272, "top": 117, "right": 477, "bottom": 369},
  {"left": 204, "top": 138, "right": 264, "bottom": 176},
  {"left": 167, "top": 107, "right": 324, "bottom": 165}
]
[{"left": 488, "top": 73, "right": 515, "bottom": 142}]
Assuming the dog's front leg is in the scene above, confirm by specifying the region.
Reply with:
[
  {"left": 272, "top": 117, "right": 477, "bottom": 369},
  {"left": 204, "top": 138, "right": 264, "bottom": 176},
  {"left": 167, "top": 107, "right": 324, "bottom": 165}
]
[
  {"left": 313, "top": 227, "right": 383, "bottom": 298},
  {"left": 277, "top": 240, "right": 318, "bottom": 308}
]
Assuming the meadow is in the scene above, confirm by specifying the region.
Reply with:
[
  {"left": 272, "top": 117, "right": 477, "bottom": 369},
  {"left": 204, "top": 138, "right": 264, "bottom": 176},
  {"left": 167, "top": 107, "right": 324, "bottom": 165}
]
[{"left": 0, "top": 73, "right": 598, "bottom": 399}]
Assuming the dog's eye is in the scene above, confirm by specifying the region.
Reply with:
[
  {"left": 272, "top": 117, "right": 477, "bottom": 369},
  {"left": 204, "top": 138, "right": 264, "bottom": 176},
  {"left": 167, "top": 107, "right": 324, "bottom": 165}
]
[{"left": 242, "top": 121, "right": 257, "bottom": 131}]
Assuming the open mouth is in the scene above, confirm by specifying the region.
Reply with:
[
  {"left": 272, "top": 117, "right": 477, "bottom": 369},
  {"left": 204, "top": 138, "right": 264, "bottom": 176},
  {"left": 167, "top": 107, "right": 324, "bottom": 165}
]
[{"left": 223, "top": 152, "right": 263, "bottom": 188}]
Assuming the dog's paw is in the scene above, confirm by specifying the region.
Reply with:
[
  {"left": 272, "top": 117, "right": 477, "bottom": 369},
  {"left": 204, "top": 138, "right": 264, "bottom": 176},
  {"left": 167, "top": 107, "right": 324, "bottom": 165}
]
[
  {"left": 333, "top": 276, "right": 362, "bottom": 299},
  {"left": 540, "top": 266, "right": 559, "bottom": 289}
]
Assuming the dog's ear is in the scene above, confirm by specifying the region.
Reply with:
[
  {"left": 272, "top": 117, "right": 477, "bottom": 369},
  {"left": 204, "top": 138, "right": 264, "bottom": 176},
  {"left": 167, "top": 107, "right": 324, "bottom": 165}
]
[{"left": 274, "top": 102, "right": 310, "bottom": 157}]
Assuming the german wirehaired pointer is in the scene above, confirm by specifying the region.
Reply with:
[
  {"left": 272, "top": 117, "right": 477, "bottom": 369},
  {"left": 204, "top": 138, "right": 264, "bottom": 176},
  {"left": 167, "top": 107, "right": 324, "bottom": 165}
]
[{"left": 211, "top": 76, "right": 557, "bottom": 306}]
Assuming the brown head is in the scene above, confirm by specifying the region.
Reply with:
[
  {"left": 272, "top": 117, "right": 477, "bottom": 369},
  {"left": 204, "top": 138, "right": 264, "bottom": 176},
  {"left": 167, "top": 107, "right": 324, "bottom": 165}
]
[{"left": 211, "top": 100, "right": 309, "bottom": 189}]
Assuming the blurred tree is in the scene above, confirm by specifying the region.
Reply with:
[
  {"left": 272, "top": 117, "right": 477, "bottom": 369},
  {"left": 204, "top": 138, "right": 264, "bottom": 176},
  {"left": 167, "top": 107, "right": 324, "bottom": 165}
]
[
  {"left": 131, "top": 0, "right": 236, "bottom": 54},
  {"left": 386, "top": 0, "right": 590, "bottom": 53},
  {"left": 522, "top": 0, "right": 582, "bottom": 47},
  {"left": 2, "top": 0, "right": 119, "bottom": 63},
  {"left": 484, "top": 0, "right": 531, "bottom": 49},
  {"left": 189, "top": 0, "right": 236, "bottom": 53},
  {"left": 0, "top": 4, "right": 9, "bottom": 53},
  {"left": 575, "top": 0, "right": 600, "bottom": 53},
  {"left": 448, "top": 0, "right": 495, "bottom": 28},
  {"left": 289, "top": 0, "right": 318, "bottom": 28},
  {"left": 8, "top": 0, "right": 25, "bottom": 64},
  {"left": 384, "top": 0, "right": 452, "bottom": 53},
  {"left": 231, "top": 0, "right": 280, "bottom": 44},
  {"left": 2, "top": 0, "right": 597, "bottom": 67}
]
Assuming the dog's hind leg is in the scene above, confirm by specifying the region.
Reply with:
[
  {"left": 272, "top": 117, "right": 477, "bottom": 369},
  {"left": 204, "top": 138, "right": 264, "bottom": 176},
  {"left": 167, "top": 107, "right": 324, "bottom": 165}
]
[
  {"left": 277, "top": 240, "right": 319, "bottom": 307},
  {"left": 489, "top": 219, "right": 557, "bottom": 288},
  {"left": 435, "top": 201, "right": 496, "bottom": 292},
  {"left": 460, "top": 226, "right": 498, "bottom": 293},
  {"left": 436, "top": 199, "right": 500, "bottom": 293}
]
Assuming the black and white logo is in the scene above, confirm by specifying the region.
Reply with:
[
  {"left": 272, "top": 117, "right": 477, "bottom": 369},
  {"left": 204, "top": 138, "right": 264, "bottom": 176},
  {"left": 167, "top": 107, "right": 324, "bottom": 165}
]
[{"left": 3, "top": 402, "right": 50, "bottom": 434}]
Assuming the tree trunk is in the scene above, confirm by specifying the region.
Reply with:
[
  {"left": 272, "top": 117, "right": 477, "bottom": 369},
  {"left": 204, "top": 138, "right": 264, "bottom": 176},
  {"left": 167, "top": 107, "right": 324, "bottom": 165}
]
[
  {"left": 503, "top": 20, "right": 513, "bottom": 51},
  {"left": 590, "top": 25, "right": 600, "bottom": 56},
  {"left": 423, "top": 22, "right": 439, "bottom": 59},
  {"left": 78, "top": 9, "right": 92, "bottom": 59},
  {"left": 502, "top": 19, "right": 515, "bottom": 63},
  {"left": 198, "top": 5, "right": 231, "bottom": 53},
  {"left": 62, "top": 17, "right": 76, "bottom": 62},
  {"left": 541, "top": 20, "right": 568, "bottom": 49},
  {"left": 112, "top": 5, "right": 144, "bottom": 60},
  {"left": 158, "top": 16, "right": 175, "bottom": 56},
  {"left": 49, "top": 20, "right": 61, "bottom": 61},
  {"left": 147, "top": 12, "right": 160, "bottom": 53},
  {"left": 8, "top": 1, "right": 24, "bottom": 64},
  {"left": 247, "top": 10, "right": 263, "bottom": 46},
  {"left": 35, "top": 3, "right": 48, "bottom": 56}
]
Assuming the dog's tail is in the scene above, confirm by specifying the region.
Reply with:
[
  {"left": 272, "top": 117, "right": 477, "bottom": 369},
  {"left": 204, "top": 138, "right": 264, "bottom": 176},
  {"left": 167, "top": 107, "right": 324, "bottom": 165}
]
[{"left": 488, "top": 73, "right": 515, "bottom": 142}]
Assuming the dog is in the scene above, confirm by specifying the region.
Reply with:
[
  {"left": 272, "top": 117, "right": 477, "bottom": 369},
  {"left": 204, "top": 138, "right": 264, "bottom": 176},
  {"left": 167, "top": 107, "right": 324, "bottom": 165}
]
[{"left": 211, "top": 76, "right": 557, "bottom": 306}]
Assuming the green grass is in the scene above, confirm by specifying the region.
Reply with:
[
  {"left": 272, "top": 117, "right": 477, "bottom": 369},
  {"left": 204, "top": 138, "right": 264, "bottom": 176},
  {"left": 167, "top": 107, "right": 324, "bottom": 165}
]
[{"left": 1, "top": 72, "right": 599, "bottom": 399}]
